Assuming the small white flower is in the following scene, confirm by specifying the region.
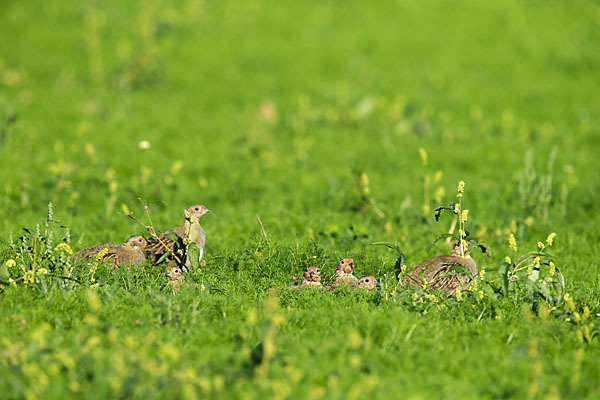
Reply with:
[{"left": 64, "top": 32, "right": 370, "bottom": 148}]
[{"left": 138, "top": 140, "right": 151, "bottom": 150}]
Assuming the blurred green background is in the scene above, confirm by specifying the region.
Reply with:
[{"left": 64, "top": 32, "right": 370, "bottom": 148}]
[{"left": 1, "top": 0, "right": 600, "bottom": 398}]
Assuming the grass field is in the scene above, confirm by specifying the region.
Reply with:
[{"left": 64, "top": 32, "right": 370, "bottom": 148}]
[{"left": 1, "top": 0, "right": 600, "bottom": 398}]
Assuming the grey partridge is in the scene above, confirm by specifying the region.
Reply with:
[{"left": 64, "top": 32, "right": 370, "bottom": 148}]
[
  {"left": 403, "top": 242, "right": 478, "bottom": 294},
  {"left": 72, "top": 235, "right": 147, "bottom": 267},
  {"left": 330, "top": 257, "right": 359, "bottom": 289},
  {"left": 145, "top": 204, "right": 210, "bottom": 269},
  {"left": 165, "top": 266, "right": 185, "bottom": 292},
  {"left": 357, "top": 276, "right": 379, "bottom": 290},
  {"left": 290, "top": 266, "right": 323, "bottom": 289}
]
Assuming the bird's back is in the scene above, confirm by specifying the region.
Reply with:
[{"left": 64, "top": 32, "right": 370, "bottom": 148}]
[{"left": 404, "top": 255, "right": 473, "bottom": 293}]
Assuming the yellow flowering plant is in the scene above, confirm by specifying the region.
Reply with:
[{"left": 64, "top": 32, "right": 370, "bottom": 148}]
[
  {"left": 1, "top": 203, "right": 85, "bottom": 292},
  {"left": 496, "top": 232, "right": 564, "bottom": 307}
]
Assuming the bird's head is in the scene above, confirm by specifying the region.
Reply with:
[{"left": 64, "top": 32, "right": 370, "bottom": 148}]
[
  {"left": 124, "top": 235, "right": 147, "bottom": 250},
  {"left": 336, "top": 257, "right": 355, "bottom": 275},
  {"left": 303, "top": 266, "right": 321, "bottom": 283},
  {"left": 185, "top": 204, "right": 211, "bottom": 221},
  {"left": 165, "top": 266, "right": 184, "bottom": 281},
  {"left": 357, "top": 276, "right": 379, "bottom": 290},
  {"left": 452, "top": 240, "right": 469, "bottom": 256}
]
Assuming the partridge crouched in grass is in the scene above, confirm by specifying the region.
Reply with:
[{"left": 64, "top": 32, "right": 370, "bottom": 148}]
[
  {"left": 357, "top": 276, "right": 379, "bottom": 290},
  {"left": 71, "top": 235, "right": 147, "bottom": 267},
  {"left": 145, "top": 204, "right": 210, "bottom": 269},
  {"left": 403, "top": 242, "right": 478, "bottom": 294},
  {"left": 290, "top": 266, "right": 323, "bottom": 289},
  {"left": 165, "top": 266, "right": 185, "bottom": 292},
  {"left": 330, "top": 257, "right": 359, "bottom": 288}
]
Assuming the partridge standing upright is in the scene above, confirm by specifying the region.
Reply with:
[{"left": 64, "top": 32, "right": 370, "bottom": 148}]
[
  {"left": 331, "top": 257, "right": 359, "bottom": 288},
  {"left": 403, "top": 242, "right": 477, "bottom": 294},
  {"left": 145, "top": 204, "right": 210, "bottom": 269},
  {"left": 71, "top": 235, "right": 147, "bottom": 267}
]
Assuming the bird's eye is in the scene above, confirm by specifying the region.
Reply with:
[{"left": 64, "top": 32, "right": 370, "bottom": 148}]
[
  {"left": 340, "top": 260, "right": 344, "bottom": 264},
  {"left": 195, "top": 207, "right": 200, "bottom": 211}
]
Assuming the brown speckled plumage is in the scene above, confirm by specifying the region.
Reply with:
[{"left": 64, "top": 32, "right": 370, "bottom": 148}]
[
  {"left": 71, "top": 235, "right": 147, "bottom": 267},
  {"left": 403, "top": 243, "right": 478, "bottom": 294},
  {"left": 145, "top": 204, "right": 210, "bottom": 267}
]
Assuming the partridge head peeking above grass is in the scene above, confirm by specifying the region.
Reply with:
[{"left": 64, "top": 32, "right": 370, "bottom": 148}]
[
  {"left": 145, "top": 204, "right": 210, "bottom": 270},
  {"left": 331, "top": 257, "right": 359, "bottom": 288},
  {"left": 72, "top": 235, "right": 147, "bottom": 267},
  {"left": 357, "top": 276, "right": 379, "bottom": 290},
  {"left": 165, "top": 266, "right": 185, "bottom": 292},
  {"left": 296, "top": 266, "right": 323, "bottom": 289},
  {"left": 403, "top": 241, "right": 477, "bottom": 294}
]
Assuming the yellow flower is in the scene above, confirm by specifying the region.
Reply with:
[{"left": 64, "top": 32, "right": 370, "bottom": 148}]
[
  {"left": 478, "top": 290, "right": 484, "bottom": 299},
  {"left": 459, "top": 229, "right": 466, "bottom": 239},
  {"left": 524, "top": 216, "right": 534, "bottom": 226},
  {"left": 200, "top": 260, "right": 206, "bottom": 267},
  {"left": 453, "top": 203, "right": 460, "bottom": 214},
  {"left": 456, "top": 289, "right": 463, "bottom": 301},
  {"left": 549, "top": 261, "right": 555, "bottom": 276},
  {"left": 401, "top": 264, "right": 407, "bottom": 273},
  {"left": 504, "top": 256, "right": 512, "bottom": 264},
  {"left": 95, "top": 248, "right": 109, "bottom": 260},
  {"left": 54, "top": 243, "right": 73, "bottom": 255},
  {"left": 5, "top": 259, "right": 16, "bottom": 268},
  {"left": 537, "top": 241, "right": 545, "bottom": 250},
  {"left": 8, "top": 278, "right": 17, "bottom": 287},
  {"left": 418, "top": 148, "right": 428, "bottom": 166},
  {"left": 546, "top": 232, "right": 556, "bottom": 246},
  {"left": 461, "top": 209, "right": 469, "bottom": 223},
  {"left": 533, "top": 256, "right": 540, "bottom": 265},
  {"left": 479, "top": 269, "right": 486, "bottom": 280},
  {"left": 456, "top": 181, "right": 465, "bottom": 197},
  {"left": 24, "top": 270, "right": 35, "bottom": 283},
  {"left": 508, "top": 234, "right": 517, "bottom": 252},
  {"left": 37, "top": 268, "right": 49, "bottom": 275}
]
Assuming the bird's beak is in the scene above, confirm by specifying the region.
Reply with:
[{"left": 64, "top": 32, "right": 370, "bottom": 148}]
[
  {"left": 374, "top": 280, "right": 380, "bottom": 287},
  {"left": 205, "top": 209, "right": 211, "bottom": 213}
]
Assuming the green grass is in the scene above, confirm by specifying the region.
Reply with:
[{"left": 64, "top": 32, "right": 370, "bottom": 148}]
[{"left": 1, "top": 0, "right": 600, "bottom": 398}]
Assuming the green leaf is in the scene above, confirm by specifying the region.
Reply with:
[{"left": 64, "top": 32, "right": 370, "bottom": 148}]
[
  {"left": 428, "top": 234, "right": 457, "bottom": 250},
  {"left": 0, "top": 264, "right": 9, "bottom": 281},
  {"left": 434, "top": 203, "right": 456, "bottom": 222},
  {"left": 157, "top": 251, "right": 173, "bottom": 264},
  {"left": 449, "top": 265, "right": 475, "bottom": 279},
  {"left": 188, "top": 244, "right": 200, "bottom": 269}
]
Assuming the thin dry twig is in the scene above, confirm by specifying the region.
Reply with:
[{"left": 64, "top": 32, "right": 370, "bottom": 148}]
[{"left": 257, "top": 214, "right": 269, "bottom": 240}]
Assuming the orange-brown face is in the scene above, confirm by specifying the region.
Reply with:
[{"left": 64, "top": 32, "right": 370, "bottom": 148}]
[
  {"left": 303, "top": 266, "right": 321, "bottom": 283},
  {"left": 336, "top": 257, "right": 354, "bottom": 274},
  {"left": 186, "top": 204, "right": 211, "bottom": 220},
  {"left": 165, "top": 266, "right": 184, "bottom": 280},
  {"left": 358, "top": 276, "right": 378, "bottom": 290},
  {"left": 125, "top": 235, "right": 147, "bottom": 249}
]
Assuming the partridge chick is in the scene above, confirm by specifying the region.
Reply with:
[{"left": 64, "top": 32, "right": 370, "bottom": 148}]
[
  {"left": 165, "top": 266, "right": 185, "bottom": 292},
  {"left": 357, "top": 276, "right": 379, "bottom": 290},
  {"left": 146, "top": 204, "right": 210, "bottom": 269},
  {"left": 403, "top": 242, "right": 477, "bottom": 294},
  {"left": 330, "top": 257, "right": 359, "bottom": 289},
  {"left": 294, "top": 266, "right": 323, "bottom": 289},
  {"left": 72, "top": 235, "right": 147, "bottom": 267}
]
